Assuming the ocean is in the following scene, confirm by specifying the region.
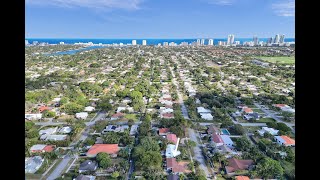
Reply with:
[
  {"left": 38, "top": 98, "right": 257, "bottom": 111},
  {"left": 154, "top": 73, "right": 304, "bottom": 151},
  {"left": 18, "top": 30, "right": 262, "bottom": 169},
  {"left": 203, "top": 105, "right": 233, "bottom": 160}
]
[{"left": 26, "top": 38, "right": 295, "bottom": 45}]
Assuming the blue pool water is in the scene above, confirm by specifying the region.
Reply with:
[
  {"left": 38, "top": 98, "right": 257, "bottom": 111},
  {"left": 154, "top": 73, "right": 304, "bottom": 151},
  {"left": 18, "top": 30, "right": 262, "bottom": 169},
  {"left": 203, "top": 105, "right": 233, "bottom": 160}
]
[
  {"left": 221, "top": 129, "right": 231, "bottom": 135},
  {"left": 45, "top": 46, "right": 106, "bottom": 56}
]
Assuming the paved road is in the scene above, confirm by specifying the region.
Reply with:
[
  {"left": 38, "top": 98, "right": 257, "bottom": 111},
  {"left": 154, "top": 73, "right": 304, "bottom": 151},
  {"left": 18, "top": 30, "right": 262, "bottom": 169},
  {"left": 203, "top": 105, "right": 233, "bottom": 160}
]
[
  {"left": 254, "top": 103, "right": 295, "bottom": 133},
  {"left": 35, "top": 121, "right": 66, "bottom": 126},
  {"left": 47, "top": 111, "right": 105, "bottom": 179},
  {"left": 188, "top": 128, "right": 211, "bottom": 179},
  {"left": 47, "top": 155, "right": 71, "bottom": 180},
  {"left": 239, "top": 123, "right": 267, "bottom": 126}
]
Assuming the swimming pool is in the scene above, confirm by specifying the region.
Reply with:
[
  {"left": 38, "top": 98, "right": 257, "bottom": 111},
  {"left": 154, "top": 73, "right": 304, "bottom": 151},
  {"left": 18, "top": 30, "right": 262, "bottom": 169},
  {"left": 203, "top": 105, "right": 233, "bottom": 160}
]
[{"left": 221, "top": 129, "right": 231, "bottom": 135}]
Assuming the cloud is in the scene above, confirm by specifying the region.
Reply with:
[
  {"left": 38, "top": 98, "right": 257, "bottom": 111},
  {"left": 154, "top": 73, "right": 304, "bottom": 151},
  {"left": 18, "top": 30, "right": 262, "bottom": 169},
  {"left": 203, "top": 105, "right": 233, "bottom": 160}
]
[
  {"left": 272, "top": 0, "right": 295, "bottom": 17},
  {"left": 206, "top": 0, "right": 235, "bottom": 6},
  {"left": 26, "top": 0, "right": 144, "bottom": 10}
]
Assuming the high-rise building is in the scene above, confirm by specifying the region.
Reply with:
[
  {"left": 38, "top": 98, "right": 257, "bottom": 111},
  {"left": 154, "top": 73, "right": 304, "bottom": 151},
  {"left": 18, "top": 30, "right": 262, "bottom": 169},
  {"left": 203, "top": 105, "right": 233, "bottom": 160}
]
[
  {"left": 227, "top": 34, "right": 235, "bottom": 45},
  {"left": 196, "top": 39, "right": 201, "bottom": 46},
  {"left": 163, "top": 42, "right": 169, "bottom": 46},
  {"left": 132, "top": 40, "right": 137, "bottom": 45},
  {"left": 142, "top": 40, "right": 147, "bottom": 45},
  {"left": 274, "top": 34, "right": 280, "bottom": 44},
  {"left": 59, "top": 42, "right": 65, "bottom": 45},
  {"left": 200, "top": 39, "right": 205, "bottom": 45},
  {"left": 279, "top": 34, "right": 285, "bottom": 43},
  {"left": 25, "top": 40, "right": 29, "bottom": 45},
  {"left": 32, "top": 41, "right": 38, "bottom": 45},
  {"left": 267, "top": 37, "right": 273, "bottom": 44},
  {"left": 235, "top": 41, "right": 240, "bottom": 45},
  {"left": 218, "top": 41, "right": 223, "bottom": 46},
  {"left": 253, "top": 36, "right": 259, "bottom": 46},
  {"left": 208, "top": 39, "right": 214, "bottom": 46}
]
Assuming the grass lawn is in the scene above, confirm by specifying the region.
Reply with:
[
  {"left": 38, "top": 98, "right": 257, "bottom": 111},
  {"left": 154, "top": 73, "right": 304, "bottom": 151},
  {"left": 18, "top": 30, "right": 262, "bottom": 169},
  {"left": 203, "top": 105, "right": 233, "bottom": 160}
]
[
  {"left": 256, "top": 56, "right": 295, "bottom": 64},
  {"left": 253, "top": 108, "right": 264, "bottom": 113},
  {"left": 258, "top": 118, "right": 276, "bottom": 123},
  {"left": 244, "top": 126, "right": 260, "bottom": 133},
  {"left": 124, "top": 114, "right": 138, "bottom": 121},
  {"left": 25, "top": 173, "right": 42, "bottom": 180}
]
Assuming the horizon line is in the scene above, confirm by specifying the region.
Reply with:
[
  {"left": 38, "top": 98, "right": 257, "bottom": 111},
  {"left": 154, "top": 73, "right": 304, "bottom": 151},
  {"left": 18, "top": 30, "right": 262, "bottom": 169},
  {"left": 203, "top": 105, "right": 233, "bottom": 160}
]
[{"left": 26, "top": 37, "right": 295, "bottom": 39}]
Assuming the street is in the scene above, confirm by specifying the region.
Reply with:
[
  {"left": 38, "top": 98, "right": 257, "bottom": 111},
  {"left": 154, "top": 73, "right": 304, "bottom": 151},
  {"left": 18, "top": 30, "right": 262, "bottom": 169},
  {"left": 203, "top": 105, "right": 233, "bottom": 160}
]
[{"left": 47, "top": 111, "right": 106, "bottom": 179}]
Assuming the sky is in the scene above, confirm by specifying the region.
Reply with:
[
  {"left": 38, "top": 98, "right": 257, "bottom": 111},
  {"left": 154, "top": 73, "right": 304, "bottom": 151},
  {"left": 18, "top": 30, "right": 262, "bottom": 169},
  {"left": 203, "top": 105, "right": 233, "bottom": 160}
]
[{"left": 26, "top": 0, "right": 295, "bottom": 38}]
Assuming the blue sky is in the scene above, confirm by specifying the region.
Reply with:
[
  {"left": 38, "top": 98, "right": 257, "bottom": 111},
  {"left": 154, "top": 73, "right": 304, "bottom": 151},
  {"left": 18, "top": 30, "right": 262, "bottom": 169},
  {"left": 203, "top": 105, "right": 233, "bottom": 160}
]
[{"left": 26, "top": 0, "right": 295, "bottom": 38}]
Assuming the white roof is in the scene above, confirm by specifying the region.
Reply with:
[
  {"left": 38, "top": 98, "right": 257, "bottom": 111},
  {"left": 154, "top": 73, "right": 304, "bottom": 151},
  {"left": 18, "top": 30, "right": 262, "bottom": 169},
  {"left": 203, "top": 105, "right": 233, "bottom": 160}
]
[
  {"left": 220, "top": 135, "right": 233, "bottom": 145},
  {"left": 200, "top": 113, "right": 213, "bottom": 120},
  {"left": 197, "top": 107, "right": 212, "bottom": 113},
  {"left": 274, "top": 136, "right": 286, "bottom": 144},
  {"left": 30, "top": 144, "right": 46, "bottom": 151},
  {"left": 39, "top": 127, "right": 58, "bottom": 135},
  {"left": 130, "top": 125, "right": 139, "bottom": 135},
  {"left": 165, "top": 144, "right": 181, "bottom": 158},
  {"left": 44, "top": 135, "right": 67, "bottom": 141},
  {"left": 262, "top": 127, "right": 279, "bottom": 135},
  {"left": 59, "top": 126, "right": 72, "bottom": 133},
  {"left": 84, "top": 106, "right": 95, "bottom": 112}
]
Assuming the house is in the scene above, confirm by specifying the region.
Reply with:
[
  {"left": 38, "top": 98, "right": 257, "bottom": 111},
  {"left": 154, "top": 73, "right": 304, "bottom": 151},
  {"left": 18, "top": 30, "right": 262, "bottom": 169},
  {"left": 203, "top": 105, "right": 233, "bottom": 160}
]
[
  {"left": 79, "top": 160, "right": 98, "bottom": 173},
  {"left": 242, "top": 108, "right": 253, "bottom": 114},
  {"left": 41, "top": 134, "right": 67, "bottom": 141},
  {"left": 102, "top": 125, "right": 129, "bottom": 134},
  {"left": 208, "top": 125, "right": 220, "bottom": 135},
  {"left": 39, "top": 106, "right": 50, "bottom": 113},
  {"left": 274, "top": 136, "right": 295, "bottom": 146},
  {"left": 166, "top": 138, "right": 181, "bottom": 158},
  {"left": 167, "top": 174, "right": 179, "bottom": 180},
  {"left": 110, "top": 112, "right": 125, "bottom": 120},
  {"left": 53, "top": 97, "right": 61, "bottom": 102},
  {"left": 130, "top": 124, "right": 139, "bottom": 136},
  {"left": 197, "top": 107, "right": 212, "bottom": 113},
  {"left": 167, "top": 133, "right": 178, "bottom": 144},
  {"left": 273, "top": 104, "right": 295, "bottom": 113},
  {"left": 159, "top": 128, "right": 170, "bottom": 136},
  {"left": 166, "top": 158, "right": 191, "bottom": 174},
  {"left": 220, "top": 135, "right": 234, "bottom": 148},
  {"left": 74, "top": 175, "right": 96, "bottom": 180},
  {"left": 243, "top": 112, "right": 259, "bottom": 120},
  {"left": 162, "top": 113, "right": 174, "bottom": 119},
  {"left": 76, "top": 112, "right": 89, "bottom": 119},
  {"left": 211, "top": 134, "right": 224, "bottom": 146},
  {"left": 39, "top": 127, "right": 58, "bottom": 135},
  {"left": 225, "top": 158, "right": 254, "bottom": 174},
  {"left": 25, "top": 156, "right": 44, "bottom": 174},
  {"left": 30, "top": 144, "right": 55, "bottom": 153},
  {"left": 160, "top": 107, "right": 174, "bottom": 113},
  {"left": 258, "top": 127, "right": 279, "bottom": 136},
  {"left": 235, "top": 176, "right": 250, "bottom": 180},
  {"left": 200, "top": 113, "right": 213, "bottom": 120},
  {"left": 86, "top": 144, "right": 119, "bottom": 157},
  {"left": 84, "top": 106, "right": 95, "bottom": 112},
  {"left": 25, "top": 113, "right": 42, "bottom": 120},
  {"left": 122, "top": 97, "right": 132, "bottom": 104},
  {"left": 59, "top": 126, "right": 72, "bottom": 134}
]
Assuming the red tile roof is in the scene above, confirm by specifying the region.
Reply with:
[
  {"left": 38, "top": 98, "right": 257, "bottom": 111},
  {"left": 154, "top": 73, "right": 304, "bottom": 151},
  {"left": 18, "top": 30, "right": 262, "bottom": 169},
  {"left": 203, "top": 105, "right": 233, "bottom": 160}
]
[
  {"left": 43, "top": 145, "right": 55, "bottom": 152},
  {"left": 225, "top": 158, "right": 254, "bottom": 173},
  {"left": 243, "top": 108, "right": 253, "bottom": 113},
  {"left": 87, "top": 144, "right": 119, "bottom": 156},
  {"left": 167, "top": 133, "right": 178, "bottom": 144},
  {"left": 235, "top": 176, "right": 250, "bottom": 180},
  {"left": 39, "top": 106, "right": 50, "bottom": 113},
  {"left": 159, "top": 128, "right": 170, "bottom": 134},
  {"left": 111, "top": 112, "right": 124, "bottom": 118},
  {"left": 208, "top": 125, "right": 219, "bottom": 134},
  {"left": 274, "top": 104, "right": 287, "bottom": 108},
  {"left": 281, "top": 136, "right": 295, "bottom": 145},
  {"left": 162, "top": 113, "right": 174, "bottom": 118},
  {"left": 166, "top": 158, "right": 191, "bottom": 173},
  {"left": 212, "top": 134, "right": 224, "bottom": 144},
  {"left": 163, "top": 97, "right": 173, "bottom": 101}
]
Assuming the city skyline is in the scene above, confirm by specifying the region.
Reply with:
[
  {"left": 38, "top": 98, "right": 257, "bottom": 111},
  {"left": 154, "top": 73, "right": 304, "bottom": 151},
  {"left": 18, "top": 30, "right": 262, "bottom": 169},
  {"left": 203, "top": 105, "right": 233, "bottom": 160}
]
[{"left": 26, "top": 0, "right": 295, "bottom": 38}]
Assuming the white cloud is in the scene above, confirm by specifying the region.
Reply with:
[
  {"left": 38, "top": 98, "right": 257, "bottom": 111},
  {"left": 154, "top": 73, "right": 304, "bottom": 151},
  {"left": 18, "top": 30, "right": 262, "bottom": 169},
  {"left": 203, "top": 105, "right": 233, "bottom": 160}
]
[
  {"left": 206, "top": 0, "right": 234, "bottom": 6},
  {"left": 26, "top": 0, "right": 144, "bottom": 10},
  {"left": 272, "top": 0, "right": 295, "bottom": 17}
]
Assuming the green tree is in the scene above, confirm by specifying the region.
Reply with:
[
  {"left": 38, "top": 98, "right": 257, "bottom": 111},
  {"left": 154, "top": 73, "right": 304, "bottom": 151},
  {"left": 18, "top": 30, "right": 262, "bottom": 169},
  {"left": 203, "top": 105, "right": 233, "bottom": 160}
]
[
  {"left": 234, "top": 136, "right": 252, "bottom": 151},
  {"left": 62, "top": 102, "right": 84, "bottom": 114},
  {"left": 96, "top": 152, "right": 111, "bottom": 168},
  {"left": 276, "top": 123, "right": 291, "bottom": 132},
  {"left": 111, "top": 171, "right": 120, "bottom": 178},
  {"left": 233, "top": 124, "right": 245, "bottom": 135},
  {"left": 43, "top": 110, "right": 56, "bottom": 118},
  {"left": 254, "top": 157, "right": 284, "bottom": 179},
  {"left": 25, "top": 121, "right": 35, "bottom": 131}
]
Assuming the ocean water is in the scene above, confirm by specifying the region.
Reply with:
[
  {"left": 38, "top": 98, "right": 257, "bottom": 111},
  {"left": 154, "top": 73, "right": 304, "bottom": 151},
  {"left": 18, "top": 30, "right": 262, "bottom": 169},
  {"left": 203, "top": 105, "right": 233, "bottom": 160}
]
[{"left": 26, "top": 38, "right": 295, "bottom": 45}]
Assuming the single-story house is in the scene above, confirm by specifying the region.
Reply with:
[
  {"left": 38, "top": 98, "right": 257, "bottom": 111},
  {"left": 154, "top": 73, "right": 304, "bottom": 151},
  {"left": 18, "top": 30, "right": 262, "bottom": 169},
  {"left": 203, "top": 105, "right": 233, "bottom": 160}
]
[
  {"left": 25, "top": 113, "right": 42, "bottom": 120},
  {"left": 243, "top": 112, "right": 259, "bottom": 120},
  {"left": 242, "top": 107, "right": 253, "bottom": 114},
  {"left": 273, "top": 104, "right": 295, "bottom": 113},
  {"left": 79, "top": 160, "right": 98, "bottom": 173},
  {"left": 166, "top": 158, "right": 191, "bottom": 174},
  {"left": 258, "top": 127, "right": 279, "bottom": 136},
  {"left": 159, "top": 128, "right": 170, "bottom": 136},
  {"left": 122, "top": 97, "right": 132, "bottom": 104},
  {"left": 86, "top": 144, "right": 119, "bottom": 157},
  {"left": 59, "top": 126, "right": 72, "bottom": 134},
  {"left": 220, "top": 135, "right": 234, "bottom": 148},
  {"left": 76, "top": 112, "right": 89, "bottom": 120},
  {"left": 208, "top": 125, "right": 220, "bottom": 135},
  {"left": 25, "top": 156, "right": 44, "bottom": 174},
  {"left": 160, "top": 107, "right": 174, "bottom": 114},
  {"left": 200, "top": 113, "right": 213, "bottom": 120},
  {"left": 225, "top": 158, "right": 254, "bottom": 174},
  {"left": 84, "top": 106, "right": 95, "bottom": 112},
  {"left": 235, "top": 176, "right": 250, "bottom": 180},
  {"left": 274, "top": 136, "right": 295, "bottom": 146},
  {"left": 39, "top": 127, "right": 58, "bottom": 135},
  {"left": 211, "top": 134, "right": 224, "bottom": 146},
  {"left": 30, "top": 144, "right": 55, "bottom": 153},
  {"left": 110, "top": 112, "right": 125, "bottom": 120},
  {"left": 167, "top": 133, "right": 178, "bottom": 144},
  {"left": 41, "top": 134, "right": 67, "bottom": 141},
  {"left": 162, "top": 113, "right": 174, "bottom": 119},
  {"left": 39, "top": 106, "right": 50, "bottom": 113},
  {"left": 102, "top": 125, "right": 129, "bottom": 134},
  {"left": 197, "top": 107, "right": 212, "bottom": 113},
  {"left": 75, "top": 175, "right": 96, "bottom": 180}
]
